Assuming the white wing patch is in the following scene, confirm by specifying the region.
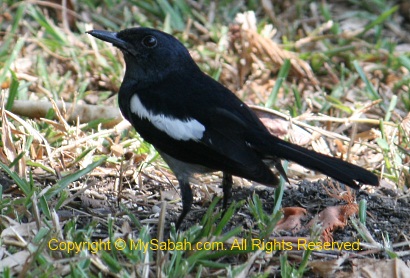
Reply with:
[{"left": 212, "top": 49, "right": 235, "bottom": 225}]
[{"left": 130, "top": 94, "right": 205, "bottom": 141}]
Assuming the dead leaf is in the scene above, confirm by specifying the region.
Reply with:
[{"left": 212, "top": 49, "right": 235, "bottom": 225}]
[
  {"left": 233, "top": 11, "right": 319, "bottom": 86},
  {"left": 0, "top": 250, "right": 30, "bottom": 273},
  {"left": 310, "top": 253, "right": 348, "bottom": 277},
  {"left": 275, "top": 207, "right": 307, "bottom": 233},
  {"left": 1, "top": 99, "right": 17, "bottom": 165},
  {"left": 352, "top": 258, "right": 410, "bottom": 278},
  {"left": 308, "top": 204, "right": 359, "bottom": 242},
  {"left": 1, "top": 221, "right": 38, "bottom": 239},
  {"left": 111, "top": 144, "right": 124, "bottom": 157}
]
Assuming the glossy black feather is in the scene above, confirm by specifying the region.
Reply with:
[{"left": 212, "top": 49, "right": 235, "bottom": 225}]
[{"left": 87, "top": 27, "right": 379, "bottom": 228}]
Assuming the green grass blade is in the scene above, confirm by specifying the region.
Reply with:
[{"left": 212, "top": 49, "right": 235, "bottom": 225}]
[
  {"left": 0, "top": 37, "right": 25, "bottom": 88},
  {"left": 398, "top": 55, "right": 410, "bottom": 71},
  {"left": 156, "top": 0, "right": 185, "bottom": 30},
  {"left": 359, "top": 6, "right": 398, "bottom": 36},
  {"left": 359, "top": 199, "right": 367, "bottom": 224},
  {"left": 384, "top": 95, "right": 397, "bottom": 122},
  {"left": 27, "top": 5, "right": 68, "bottom": 45},
  {"left": 0, "top": 161, "right": 31, "bottom": 195},
  {"left": 0, "top": 4, "right": 25, "bottom": 57},
  {"left": 273, "top": 160, "right": 287, "bottom": 214},
  {"left": 214, "top": 201, "right": 241, "bottom": 235},
  {"left": 353, "top": 60, "right": 380, "bottom": 100},
  {"left": 39, "top": 195, "right": 52, "bottom": 219},
  {"left": 44, "top": 157, "right": 107, "bottom": 200},
  {"left": 5, "top": 71, "right": 19, "bottom": 111},
  {"left": 26, "top": 160, "right": 55, "bottom": 174},
  {"left": 8, "top": 152, "right": 25, "bottom": 168},
  {"left": 265, "top": 59, "right": 291, "bottom": 108}
]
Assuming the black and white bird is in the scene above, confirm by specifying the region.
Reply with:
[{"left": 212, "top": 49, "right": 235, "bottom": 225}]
[{"left": 87, "top": 27, "right": 379, "bottom": 229}]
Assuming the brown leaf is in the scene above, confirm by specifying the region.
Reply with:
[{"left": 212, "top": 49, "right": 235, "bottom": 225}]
[
  {"left": 233, "top": 11, "right": 319, "bottom": 86},
  {"left": 1, "top": 221, "right": 38, "bottom": 239},
  {"left": 275, "top": 207, "right": 307, "bottom": 233},
  {"left": 310, "top": 254, "right": 348, "bottom": 277},
  {"left": 111, "top": 144, "right": 124, "bottom": 157},
  {"left": 308, "top": 204, "right": 359, "bottom": 242},
  {"left": 352, "top": 258, "right": 410, "bottom": 278},
  {"left": 1, "top": 101, "right": 17, "bottom": 165},
  {"left": 0, "top": 250, "right": 30, "bottom": 272}
]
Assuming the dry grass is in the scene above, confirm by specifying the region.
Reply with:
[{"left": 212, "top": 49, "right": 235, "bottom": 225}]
[{"left": 0, "top": 0, "right": 409, "bottom": 276}]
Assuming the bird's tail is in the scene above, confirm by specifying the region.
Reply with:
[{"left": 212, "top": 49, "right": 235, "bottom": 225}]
[{"left": 248, "top": 132, "right": 379, "bottom": 189}]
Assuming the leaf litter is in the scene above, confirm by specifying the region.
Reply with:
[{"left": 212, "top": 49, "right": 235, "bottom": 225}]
[{"left": 0, "top": 1, "right": 409, "bottom": 276}]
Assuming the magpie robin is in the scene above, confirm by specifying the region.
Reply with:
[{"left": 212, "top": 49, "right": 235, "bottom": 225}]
[{"left": 87, "top": 28, "right": 379, "bottom": 229}]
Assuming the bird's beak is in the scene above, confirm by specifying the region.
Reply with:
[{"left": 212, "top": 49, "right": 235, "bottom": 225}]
[{"left": 87, "top": 30, "right": 134, "bottom": 54}]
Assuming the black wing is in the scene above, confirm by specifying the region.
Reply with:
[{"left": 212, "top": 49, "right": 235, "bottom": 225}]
[{"left": 119, "top": 72, "right": 280, "bottom": 185}]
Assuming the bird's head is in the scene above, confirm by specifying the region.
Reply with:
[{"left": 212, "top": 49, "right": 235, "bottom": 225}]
[{"left": 87, "top": 28, "right": 197, "bottom": 84}]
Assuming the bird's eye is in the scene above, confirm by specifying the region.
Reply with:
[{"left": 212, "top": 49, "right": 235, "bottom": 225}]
[{"left": 142, "top": 35, "right": 157, "bottom": 48}]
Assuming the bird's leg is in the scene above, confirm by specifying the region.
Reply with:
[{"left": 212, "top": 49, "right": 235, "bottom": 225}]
[
  {"left": 175, "top": 179, "right": 193, "bottom": 230},
  {"left": 222, "top": 172, "right": 233, "bottom": 210}
]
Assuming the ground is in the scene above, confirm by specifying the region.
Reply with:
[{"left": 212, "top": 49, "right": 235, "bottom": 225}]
[{"left": 1, "top": 0, "right": 410, "bottom": 276}]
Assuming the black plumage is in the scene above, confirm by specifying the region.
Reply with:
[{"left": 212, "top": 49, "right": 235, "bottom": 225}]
[{"left": 87, "top": 28, "right": 379, "bottom": 229}]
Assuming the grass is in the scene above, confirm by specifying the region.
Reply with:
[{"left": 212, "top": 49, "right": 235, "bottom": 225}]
[{"left": 0, "top": 0, "right": 409, "bottom": 276}]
